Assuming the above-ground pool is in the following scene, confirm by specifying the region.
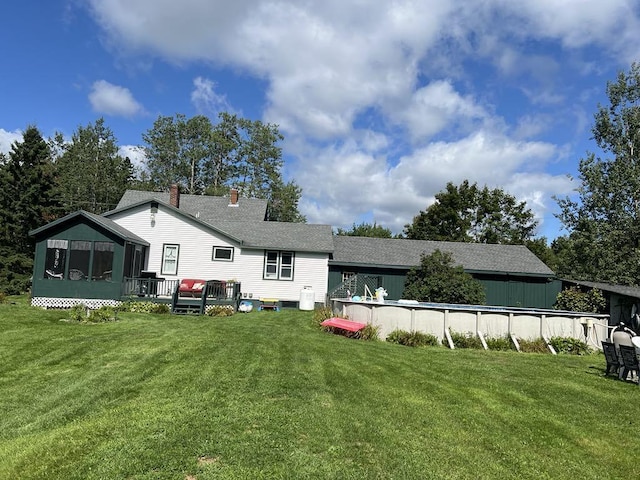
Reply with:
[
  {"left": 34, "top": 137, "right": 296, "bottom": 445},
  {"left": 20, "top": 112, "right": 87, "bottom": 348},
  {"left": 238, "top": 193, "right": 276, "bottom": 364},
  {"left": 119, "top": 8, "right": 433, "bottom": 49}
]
[{"left": 331, "top": 298, "right": 609, "bottom": 348}]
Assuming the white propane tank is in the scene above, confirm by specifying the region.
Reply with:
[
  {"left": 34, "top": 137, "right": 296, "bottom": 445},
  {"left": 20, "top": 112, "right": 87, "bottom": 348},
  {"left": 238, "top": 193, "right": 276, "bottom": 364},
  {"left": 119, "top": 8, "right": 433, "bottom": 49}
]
[{"left": 299, "top": 286, "right": 315, "bottom": 311}]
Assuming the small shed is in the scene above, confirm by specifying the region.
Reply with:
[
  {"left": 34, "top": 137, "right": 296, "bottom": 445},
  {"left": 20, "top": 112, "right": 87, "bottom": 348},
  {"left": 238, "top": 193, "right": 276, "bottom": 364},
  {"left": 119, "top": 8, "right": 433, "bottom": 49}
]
[
  {"left": 29, "top": 210, "right": 149, "bottom": 308},
  {"left": 561, "top": 279, "right": 640, "bottom": 328}
]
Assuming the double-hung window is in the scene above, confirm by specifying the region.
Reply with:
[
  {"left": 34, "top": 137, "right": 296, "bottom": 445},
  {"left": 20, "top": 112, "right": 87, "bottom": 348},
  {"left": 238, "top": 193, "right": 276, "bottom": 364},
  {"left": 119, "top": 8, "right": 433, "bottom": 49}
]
[
  {"left": 161, "top": 244, "right": 179, "bottom": 275},
  {"left": 263, "top": 251, "right": 294, "bottom": 280}
]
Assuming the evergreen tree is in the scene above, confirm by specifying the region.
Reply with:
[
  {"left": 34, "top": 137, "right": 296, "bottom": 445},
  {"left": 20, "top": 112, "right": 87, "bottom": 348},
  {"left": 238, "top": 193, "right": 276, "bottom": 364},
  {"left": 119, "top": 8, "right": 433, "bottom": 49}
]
[
  {"left": 0, "top": 126, "right": 59, "bottom": 293},
  {"left": 55, "top": 118, "right": 134, "bottom": 214}
]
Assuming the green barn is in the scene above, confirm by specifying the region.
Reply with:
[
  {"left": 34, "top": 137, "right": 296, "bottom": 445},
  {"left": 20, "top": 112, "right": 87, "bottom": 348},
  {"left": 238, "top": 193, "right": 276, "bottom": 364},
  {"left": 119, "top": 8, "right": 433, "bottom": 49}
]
[{"left": 328, "top": 236, "right": 561, "bottom": 309}]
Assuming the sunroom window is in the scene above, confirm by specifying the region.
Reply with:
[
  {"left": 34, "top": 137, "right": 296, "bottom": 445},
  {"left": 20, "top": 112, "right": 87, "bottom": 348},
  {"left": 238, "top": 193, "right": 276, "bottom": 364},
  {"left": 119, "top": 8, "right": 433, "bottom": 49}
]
[{"left": 44, "top": 239, "right": 68, "bottom": 279}]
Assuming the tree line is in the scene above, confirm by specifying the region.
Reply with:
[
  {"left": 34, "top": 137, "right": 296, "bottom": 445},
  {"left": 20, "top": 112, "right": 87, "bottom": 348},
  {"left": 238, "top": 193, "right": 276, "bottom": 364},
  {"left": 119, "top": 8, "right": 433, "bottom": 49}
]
[
  {"left": 3, "top": 63, "right": 640, "bottom": 294},
  {"left": 0, "top": 113, "right": 305, "bottom": 293},
  {"left": 338, "top": 63, "right": 640, "bottom": 291}
]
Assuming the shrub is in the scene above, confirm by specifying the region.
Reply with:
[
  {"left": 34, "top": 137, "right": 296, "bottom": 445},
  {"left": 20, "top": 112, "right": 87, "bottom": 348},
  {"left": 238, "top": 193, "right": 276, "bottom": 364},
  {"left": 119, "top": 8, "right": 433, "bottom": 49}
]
[
  {"left": 67, "top": 303, "right": 87, "bottom": 322},
  {"left": 485, "top": 335, "right": 516, "bottom": 351},
  {"left": 549, "top": 336, "right": 592, "bottom": 355},
  {"left": 403, "top": 250, "right": 486, "bottom": 305},
  {"left": 554, "top": 286, "right": 606, "bottom": 313},
  {"left": 88, "top": 306, "right": 117, "bottom": 323},
  {"left": 518, "top": 338, "right": 550, "bottom": 353},
  {"left": 359, "top": 324, "right": 380, "bottom": 341},
  {"left": 387, "top": 329, "right": 439, "bottom": 347},
  {"left": 205, "top": 305, "right": 234, "bottom": 317},
  {"left": 312, "top": 306, "right": 338, "bottom": 329},
  {"left": 122, "top": 302, "right": 170, "bottom": 314},
  {"left": 446, "top": 331, "right": 484, "bottom": 349}
]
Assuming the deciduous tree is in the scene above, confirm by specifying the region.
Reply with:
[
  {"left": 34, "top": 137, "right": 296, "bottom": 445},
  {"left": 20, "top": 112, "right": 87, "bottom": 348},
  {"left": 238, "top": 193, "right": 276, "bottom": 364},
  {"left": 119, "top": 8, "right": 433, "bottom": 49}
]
[
  {"left": 404, "top": 180, "right": 537, "bottom": 244},
  {"left": 556, "top": 63, "right": 640, "bottom": 284},
  {"left": 336, "top": 222, "right": 393, "bottom": 238},
  {"left": 143, "top": 112, "right": 304, "bottom": 222},
  {"left": 402, "top": 250, "right": 486, "bottom": 304}
]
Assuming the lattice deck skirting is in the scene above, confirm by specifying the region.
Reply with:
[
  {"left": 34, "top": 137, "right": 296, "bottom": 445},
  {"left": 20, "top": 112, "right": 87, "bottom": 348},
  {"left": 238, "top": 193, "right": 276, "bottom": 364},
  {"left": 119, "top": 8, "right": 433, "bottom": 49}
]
[{"left": 31, "top": 297, "right": 122, "bottom": 310}]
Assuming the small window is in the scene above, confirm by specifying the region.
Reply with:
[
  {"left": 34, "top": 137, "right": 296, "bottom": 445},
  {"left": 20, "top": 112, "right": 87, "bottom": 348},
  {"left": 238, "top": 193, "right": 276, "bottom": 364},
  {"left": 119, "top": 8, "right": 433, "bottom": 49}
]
[
  {"left": 213, "top": 246, "right": 234, "bottom": 262},
  {"left": 280, "top": 252, "right": 294, "bottom": 279},
  {"left": 263, "top": 250, "right": 294, "bottom": 280},
  {"left": 161, "top": 244, "right": 179, "bottom": 275},
  {"left": 264, "top": 251, "right": 279, "bottom": 278},
  {"left": 45, "top": 239, "right": 68, "bottom": 279}
]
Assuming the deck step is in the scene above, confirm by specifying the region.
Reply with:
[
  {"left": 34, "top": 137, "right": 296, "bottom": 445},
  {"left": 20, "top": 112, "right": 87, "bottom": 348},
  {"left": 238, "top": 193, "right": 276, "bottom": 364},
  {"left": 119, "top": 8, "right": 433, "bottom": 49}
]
[{"left": 172, "top": 303, "right": 203, "bottom": 315}]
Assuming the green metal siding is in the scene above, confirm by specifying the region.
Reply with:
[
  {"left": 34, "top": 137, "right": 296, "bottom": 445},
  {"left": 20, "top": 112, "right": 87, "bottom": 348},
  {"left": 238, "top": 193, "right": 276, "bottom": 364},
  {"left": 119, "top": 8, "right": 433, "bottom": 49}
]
[
  {"left": 329, "top": 265, "right": 562, "bottom": 309},
  {"left": 32, "top": 219, "right": 130, "bottom": 300}
]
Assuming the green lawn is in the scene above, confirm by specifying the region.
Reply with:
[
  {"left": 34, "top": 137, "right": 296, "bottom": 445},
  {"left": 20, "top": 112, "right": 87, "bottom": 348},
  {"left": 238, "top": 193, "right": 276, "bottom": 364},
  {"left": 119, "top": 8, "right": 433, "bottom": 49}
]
[{"left": 1, "top": 299, "right": 638, "bottom": 479}]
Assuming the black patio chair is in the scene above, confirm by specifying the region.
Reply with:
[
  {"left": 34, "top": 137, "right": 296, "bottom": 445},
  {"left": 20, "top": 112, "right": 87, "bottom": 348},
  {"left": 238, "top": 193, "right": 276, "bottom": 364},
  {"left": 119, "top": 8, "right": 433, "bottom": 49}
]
[
  {"left": 601, "top": 341, "right": 621, "bottom": 377},
  {"left": 618, "top": 344, "right": 640, "bottom": 385}
]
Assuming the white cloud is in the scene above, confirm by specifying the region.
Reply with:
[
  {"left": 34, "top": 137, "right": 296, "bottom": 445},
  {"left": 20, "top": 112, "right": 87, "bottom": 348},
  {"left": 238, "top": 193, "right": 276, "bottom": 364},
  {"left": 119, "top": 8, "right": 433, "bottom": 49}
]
[
  {"left": 191, "top": 77, "right": 234, "bottom": 116},
  {"left": 89, "top": 80, "right": 145, "bottom": 117},
  {"left": 295, "top": 131, "right": 569, "bottom": 234},
  {"left": 0, "top": 128, "right": 22, "bottom": 155},
  {"left": 396, "top": 80, "right": 489, "bottom": 142},
  {"left": 118, "top": 145, "right": 146, "bottom": 171},
  {"left": 83, "top": 0, "right": 640, "bottom": 236}
]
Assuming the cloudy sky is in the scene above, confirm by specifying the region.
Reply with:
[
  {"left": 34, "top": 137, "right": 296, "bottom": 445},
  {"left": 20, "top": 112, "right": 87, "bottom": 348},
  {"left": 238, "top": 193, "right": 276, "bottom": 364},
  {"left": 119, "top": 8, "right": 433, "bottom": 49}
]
[{"left": 2, "top": 1, "right": 639, "bottom": 240}]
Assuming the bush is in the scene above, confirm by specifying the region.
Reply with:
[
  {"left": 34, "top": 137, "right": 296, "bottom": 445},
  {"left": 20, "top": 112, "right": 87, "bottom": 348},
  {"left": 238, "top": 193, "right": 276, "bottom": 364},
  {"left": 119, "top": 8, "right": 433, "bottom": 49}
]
[
  {"left": 312, "top": 306, "right": 338, "bottom": 329},
  {"left": 485, "top": 335, "right": 516, "bottom": 351},
  {"left": 403, "top": 250, "right": 486, "bottom": 305},
  {"left": 205, "top": 305, "right": 234, "bottom": 317},
  {"left": 518, "top": 338, "right": 551, "bottom": 353},
  {"left": 549, "top": 336, "right": 592, "bottom": 355},
  {"left": 554, "top": 286, "right": 606, "bottom": 313},
  {"left": 121, "top": 302, "right": 170, "bottom": 314},
  {"left": 359, "top": 324, "right": 380, "bottom": 341},
  {"left": 88, "top": 306, "right": 117, "bottom": 323},
  {"left": 446, "top": 331, "right": 484, "bottom": 349},
  {"left": 67, "top": 303, "right": 87, "bottom": 322},
  {"left": 387, "top": 329, "right": 439, "bottom": 347}
]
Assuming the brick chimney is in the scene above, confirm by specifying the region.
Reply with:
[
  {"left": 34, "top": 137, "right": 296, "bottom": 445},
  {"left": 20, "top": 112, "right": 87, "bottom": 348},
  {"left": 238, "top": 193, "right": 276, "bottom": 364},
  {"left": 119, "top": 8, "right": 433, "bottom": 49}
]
[
  {"left": 229, "top": 187, "right": 239, "bottom": 207},
  {"left": 170, "top": 184, "right": 180, "bottom": 208}
]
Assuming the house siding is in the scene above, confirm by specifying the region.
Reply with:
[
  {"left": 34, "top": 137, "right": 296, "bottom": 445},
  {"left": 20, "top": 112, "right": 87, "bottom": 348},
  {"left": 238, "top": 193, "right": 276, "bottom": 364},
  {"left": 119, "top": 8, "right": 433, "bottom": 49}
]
[{"left": 108, "top": 203, "right": 329, "bottom": 303}]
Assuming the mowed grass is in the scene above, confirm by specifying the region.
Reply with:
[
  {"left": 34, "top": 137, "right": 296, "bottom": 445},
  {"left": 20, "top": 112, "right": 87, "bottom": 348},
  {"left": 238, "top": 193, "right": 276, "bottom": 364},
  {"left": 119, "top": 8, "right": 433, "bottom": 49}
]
[{"left": 1, "top": 299, "right": 638, "bottom": 479}]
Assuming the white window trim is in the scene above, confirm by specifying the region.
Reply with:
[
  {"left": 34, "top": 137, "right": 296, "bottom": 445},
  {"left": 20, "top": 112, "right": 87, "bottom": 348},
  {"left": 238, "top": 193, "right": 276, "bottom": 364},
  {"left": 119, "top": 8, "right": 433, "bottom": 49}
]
[
  {"left": 263, "top": 250, "right": 295, "bottom": 280},
  {"left": 161, "top": 244, "right": 179, "bottom": 275},
  {"left": 212, "top": 246, "right": 234, "bottom": 262}
]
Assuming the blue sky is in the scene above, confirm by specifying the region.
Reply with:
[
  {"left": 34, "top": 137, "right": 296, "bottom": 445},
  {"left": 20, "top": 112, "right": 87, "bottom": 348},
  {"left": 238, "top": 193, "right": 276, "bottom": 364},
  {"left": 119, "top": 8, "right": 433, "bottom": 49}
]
[{"left": 2, "top": 1, "right": 640, "bottom": 240}]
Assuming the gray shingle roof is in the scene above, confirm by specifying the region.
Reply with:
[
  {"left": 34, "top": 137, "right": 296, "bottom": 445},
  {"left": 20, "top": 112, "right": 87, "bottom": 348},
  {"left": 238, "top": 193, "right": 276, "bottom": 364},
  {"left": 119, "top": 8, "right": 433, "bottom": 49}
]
[
  {"left": 216, "top": 221, "right": 334, "bottom": 252},
  {"left": 562, "top": 279, "right": 640, "bottom": 300},
  {"left": 29, "top": 210, "right": 149, "bottom": 246},
  {"left": 331, "top": 236, "right": 554, "bottom": 276},
  {"left": 116, "top": 190, "right": 267, "bottom": 222}
]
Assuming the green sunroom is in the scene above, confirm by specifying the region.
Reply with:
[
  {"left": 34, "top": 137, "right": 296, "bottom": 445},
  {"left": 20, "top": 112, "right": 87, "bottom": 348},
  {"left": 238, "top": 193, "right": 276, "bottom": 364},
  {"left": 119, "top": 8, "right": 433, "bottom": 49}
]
[{"left": 29, "top": 210, "right": 149, "bottom": 309}]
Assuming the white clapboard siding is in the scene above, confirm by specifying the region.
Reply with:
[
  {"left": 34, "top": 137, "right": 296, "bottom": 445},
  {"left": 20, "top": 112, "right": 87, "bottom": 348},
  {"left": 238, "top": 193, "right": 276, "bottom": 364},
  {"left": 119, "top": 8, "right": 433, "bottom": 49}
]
[{"left": 109, "top": 203, "right": 329, "bottom": 302}]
